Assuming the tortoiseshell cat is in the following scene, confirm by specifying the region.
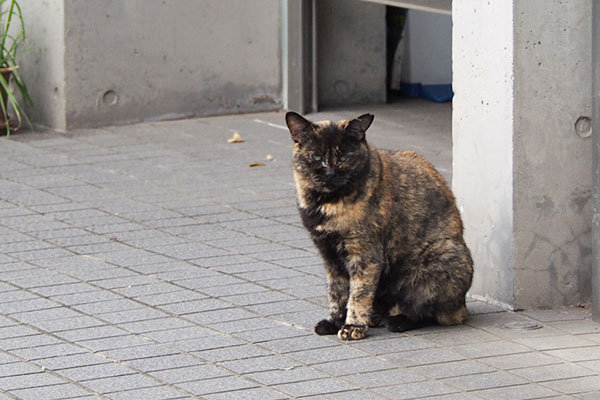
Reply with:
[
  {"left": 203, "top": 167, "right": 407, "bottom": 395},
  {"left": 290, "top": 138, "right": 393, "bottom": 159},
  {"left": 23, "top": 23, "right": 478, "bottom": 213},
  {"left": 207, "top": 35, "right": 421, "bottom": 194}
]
[{"left": 285, "top": 112, "right": 473, "bottom": 340}]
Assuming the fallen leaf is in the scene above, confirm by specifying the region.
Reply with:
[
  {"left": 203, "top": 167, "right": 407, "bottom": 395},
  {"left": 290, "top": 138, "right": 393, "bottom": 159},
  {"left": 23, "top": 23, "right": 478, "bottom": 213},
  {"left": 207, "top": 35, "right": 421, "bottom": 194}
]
[
  {"left": 248, "top": 162, "right": 266, "bottom": 167},
  {"left": 227, "top": 132, "right": 244, "bottom": 143},
  {"left": 266, "top": 154, "right": 274, "bottom": 161}
]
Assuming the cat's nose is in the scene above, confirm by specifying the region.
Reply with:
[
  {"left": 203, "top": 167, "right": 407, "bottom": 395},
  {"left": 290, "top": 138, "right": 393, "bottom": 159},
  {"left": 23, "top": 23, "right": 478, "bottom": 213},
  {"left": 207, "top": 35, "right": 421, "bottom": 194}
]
[{"left": 325, "top": 167, "right": 336, "bottom": 177}]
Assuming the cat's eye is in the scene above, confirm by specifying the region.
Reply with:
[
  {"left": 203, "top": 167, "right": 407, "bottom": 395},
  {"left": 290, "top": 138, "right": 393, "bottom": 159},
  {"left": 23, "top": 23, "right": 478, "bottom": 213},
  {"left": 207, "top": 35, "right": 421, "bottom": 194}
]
[
  {"left": 339, "top": 154, "right": 350, "bottom": 162},
  {"left": 311, "top": 154, "right": 322, "bottom": 162}
]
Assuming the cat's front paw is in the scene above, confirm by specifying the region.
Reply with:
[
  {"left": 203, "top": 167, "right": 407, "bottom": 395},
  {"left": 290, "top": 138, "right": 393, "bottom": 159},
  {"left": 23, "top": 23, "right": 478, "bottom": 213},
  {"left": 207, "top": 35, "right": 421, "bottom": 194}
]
[
  {"left": 338, "top": 324, "right": 368, "bottom": 340},
  {"left": 315, "top": 319, "right": 340, "bottom": 335}
]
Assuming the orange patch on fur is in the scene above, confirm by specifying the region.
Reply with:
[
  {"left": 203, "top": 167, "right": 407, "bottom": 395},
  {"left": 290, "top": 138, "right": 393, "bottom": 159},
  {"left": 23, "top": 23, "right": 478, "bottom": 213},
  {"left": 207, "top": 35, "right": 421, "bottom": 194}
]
[{"left": 320, "top": 199, "right": 367, "bottom": 232}]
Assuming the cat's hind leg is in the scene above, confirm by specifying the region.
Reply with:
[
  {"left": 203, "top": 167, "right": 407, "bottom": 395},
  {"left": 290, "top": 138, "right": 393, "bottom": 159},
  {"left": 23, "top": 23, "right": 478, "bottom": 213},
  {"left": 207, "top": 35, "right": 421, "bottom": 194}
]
[
  {"left": 435, "top": 304, "right": 468, "bottom": 326},
  {"left": 385, "top": 314, "right": 434, "bottom": 332},
  {"left": 381, "top": 303, "right": 432, "bottom": 332},
  {"left": 368, "top": 310, "right": 386, "bottom": 328},
  {"left": 385, "top": 306, "right": 465, "bottom": 332},
  {"left": 402, "top": 238, "right": 472, "bottom": 329}
]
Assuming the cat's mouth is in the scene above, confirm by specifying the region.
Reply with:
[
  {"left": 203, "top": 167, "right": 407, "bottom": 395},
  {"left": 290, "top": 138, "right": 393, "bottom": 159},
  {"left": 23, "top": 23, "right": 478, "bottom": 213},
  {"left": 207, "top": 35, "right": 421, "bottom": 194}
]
[{"left": 315, "top": 174, "right": 348, "bottom": 192}]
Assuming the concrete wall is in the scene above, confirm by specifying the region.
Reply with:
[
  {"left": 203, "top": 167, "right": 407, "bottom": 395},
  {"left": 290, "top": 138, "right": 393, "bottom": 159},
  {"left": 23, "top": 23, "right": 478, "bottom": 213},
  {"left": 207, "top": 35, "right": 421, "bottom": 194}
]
[
  {"left": 512, "top": 0, "right": 593, "bottom": 308},
  {"left": 453, "top": 0, "right": 593, "bottom": 309},
  {"left": 316, "top": 0, "right": 387, "bottom": 107},
  {"left": 401, "top": 9, "right": 452, "bottom": 85},
  {"left": 20, "top": 0, "right": 282, "bottom": 130},
  {"left": 18, "top": 0, "right": 66, "bottom": 131}
]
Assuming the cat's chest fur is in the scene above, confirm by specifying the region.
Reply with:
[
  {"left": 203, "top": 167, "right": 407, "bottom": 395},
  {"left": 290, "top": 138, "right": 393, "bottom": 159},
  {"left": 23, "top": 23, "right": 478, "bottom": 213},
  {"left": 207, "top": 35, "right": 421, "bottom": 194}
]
[
  {"left": 294, "top": 165, "right": 376, "bottom": 237},
  {"left": 298, "top": 197, "right": 368, "bottom": 235}
]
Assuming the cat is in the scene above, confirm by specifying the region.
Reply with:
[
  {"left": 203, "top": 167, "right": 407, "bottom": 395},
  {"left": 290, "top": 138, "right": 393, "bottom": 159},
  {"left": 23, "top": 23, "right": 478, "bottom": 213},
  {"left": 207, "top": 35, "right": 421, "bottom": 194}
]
[{"left": 285, "top": 111, "right": 473, "bottom": 340}]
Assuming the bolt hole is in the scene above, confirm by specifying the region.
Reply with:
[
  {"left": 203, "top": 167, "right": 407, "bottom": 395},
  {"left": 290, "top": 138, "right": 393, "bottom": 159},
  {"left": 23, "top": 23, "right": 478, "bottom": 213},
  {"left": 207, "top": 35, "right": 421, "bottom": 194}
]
[
  {"left": 102, "top": 90, "right": 118, "bottom": 106},
  {"left": 575, "top": 116, "right": 592, "bottom": 138}
]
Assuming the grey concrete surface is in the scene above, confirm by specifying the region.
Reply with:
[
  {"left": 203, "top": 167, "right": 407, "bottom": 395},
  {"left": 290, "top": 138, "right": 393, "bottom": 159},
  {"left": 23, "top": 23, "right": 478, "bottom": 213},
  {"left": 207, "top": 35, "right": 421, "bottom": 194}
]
[
  {"left": 453, "top": 0, "right": 593, "bottom": 309},
  {"left": 19, "top": 0, "right": 282, "bottom": 131},
  {"left": 0, "top": 101, "right": 599, "bottom": 399},
  {"left": 511, "top": 0, "right": 593, "bottom": 310}
]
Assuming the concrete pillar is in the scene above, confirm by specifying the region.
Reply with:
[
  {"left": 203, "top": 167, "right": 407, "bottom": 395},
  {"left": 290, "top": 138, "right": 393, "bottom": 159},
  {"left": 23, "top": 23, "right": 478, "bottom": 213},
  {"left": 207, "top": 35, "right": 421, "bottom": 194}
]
[
  {"left": 592, "top": 0, "right": 600, "bottom": 321},
  {"left": 284, "top": 0, "right": 314, "bottom": 114},
  {"left": 453, "top": 0, "right": 593, "bottom": 309}
]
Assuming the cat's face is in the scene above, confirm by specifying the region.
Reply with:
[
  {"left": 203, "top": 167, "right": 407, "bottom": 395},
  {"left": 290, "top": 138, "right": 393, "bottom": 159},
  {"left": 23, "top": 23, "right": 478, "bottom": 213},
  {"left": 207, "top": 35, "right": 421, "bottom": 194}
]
[{"left": 286, "top": 112, "right": 374, "bottom": 193}]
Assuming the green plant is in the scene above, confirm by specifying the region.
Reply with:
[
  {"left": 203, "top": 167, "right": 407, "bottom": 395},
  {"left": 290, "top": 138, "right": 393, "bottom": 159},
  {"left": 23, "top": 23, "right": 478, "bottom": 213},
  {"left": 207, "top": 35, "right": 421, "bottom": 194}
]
[{"left": 0, "top": 0, "right": 31, "bottom": 136}]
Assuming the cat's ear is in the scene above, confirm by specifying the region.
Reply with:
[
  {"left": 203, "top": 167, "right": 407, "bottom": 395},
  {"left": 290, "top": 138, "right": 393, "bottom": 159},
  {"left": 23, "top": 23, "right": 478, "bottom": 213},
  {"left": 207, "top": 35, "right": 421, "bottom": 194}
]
[
  {"left": 346, "top": 113, "right": 374, "bottom": 141},
  {"left": 285, "top": 111, "right": 314, "bottom": 144}
]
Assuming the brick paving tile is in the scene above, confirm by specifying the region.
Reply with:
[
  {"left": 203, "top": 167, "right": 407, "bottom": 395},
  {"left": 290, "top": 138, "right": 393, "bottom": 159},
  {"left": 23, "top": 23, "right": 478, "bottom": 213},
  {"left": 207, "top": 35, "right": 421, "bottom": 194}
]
[
  {"left": 577, "top": 359, "right": 600, "bottom": 373},
  {"left": 104, "top": 385, "right": 190, "bottom": 400},
  {"left": 477, "top": 351, "right": 562, "bottom": 370},
  {"left": 175, "top": 375, "right": 258, "bottom": 396},
  {"left": 56, "top": 362, "right": 137, "bottom": 382},
  {"left": 541, "top": 376, "right": 600, "bottom": 394},
  {"left": 203, "top": 387, "right": 289, "bottom": 400},
  {"left": 311, "top": 357, "right": 398, "bottom": 377},
  {"left": 471, "top": 383, "right": 563, "bottom": 400},
  {"left": 509, "top": 363, "right": 598, "bottom": 382},
  {"left": 381, "top": 347, "right": 465, "bottom": 367},
  {"left": 273, "top": 377, "right": 359, "bottom": 398},
  {"left": 372, "top": 380, "right": 459, "bottom": 399},
  {"left": 10, "top": 383, "right": 94, "bottom": 400},
  {"left": 440, "top": 370, "right": 528, "bottom": 391},
  {"left": 515, "top": 334, "right": 598, "bottom": 350},
  {"left": 577, "top": 391, "right": 600, "bottom": 400},
  {"left": 545, "top": 346, "right": 600, "bottom": 362},
  {"left": 246, "top": 366, "right": 328, "bottom": 386},
  {"left": 408, "top": 359, "right": 495, "bottom": 379},
  {"left": 36, "top": 352, "right": 111, "bottom": 370},
  {"left": 148, "top": 364, "right": 228, "bottom": 384}
]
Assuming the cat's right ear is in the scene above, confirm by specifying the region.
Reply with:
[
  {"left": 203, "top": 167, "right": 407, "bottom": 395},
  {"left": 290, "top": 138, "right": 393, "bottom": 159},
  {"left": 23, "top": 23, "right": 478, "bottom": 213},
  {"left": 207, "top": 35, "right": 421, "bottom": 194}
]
[{"left": 285, "top": 111, "right": 313, "bottom": 144}]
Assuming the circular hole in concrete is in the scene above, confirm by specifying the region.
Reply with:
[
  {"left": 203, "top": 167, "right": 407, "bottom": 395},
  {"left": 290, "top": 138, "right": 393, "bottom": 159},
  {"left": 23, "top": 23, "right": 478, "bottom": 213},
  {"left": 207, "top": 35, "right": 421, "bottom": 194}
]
[
  {"left": 334, "top": 80, "right": 351, "bottom": 100},
  {"left": 574, "top": 116, "right": 592, "bottom": 138},
  {"left": 102, "top": 90, "right": 119, "bottom": 106},
  {"left": 504, "top": 321, "right": 543, "bottom": 330}
]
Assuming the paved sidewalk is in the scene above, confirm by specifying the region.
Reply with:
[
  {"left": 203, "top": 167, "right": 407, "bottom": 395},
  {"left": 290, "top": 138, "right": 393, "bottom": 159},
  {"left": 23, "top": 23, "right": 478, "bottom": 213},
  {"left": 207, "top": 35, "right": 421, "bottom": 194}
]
[{"left": 0, "top": 101, "right": 599, "bottom": 399}]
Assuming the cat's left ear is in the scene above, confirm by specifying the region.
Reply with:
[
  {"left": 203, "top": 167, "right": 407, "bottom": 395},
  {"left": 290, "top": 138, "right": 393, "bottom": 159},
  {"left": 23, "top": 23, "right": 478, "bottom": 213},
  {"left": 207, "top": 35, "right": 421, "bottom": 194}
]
[{"left": 347, "top": 113, "right": 374, "bottom": 141}]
